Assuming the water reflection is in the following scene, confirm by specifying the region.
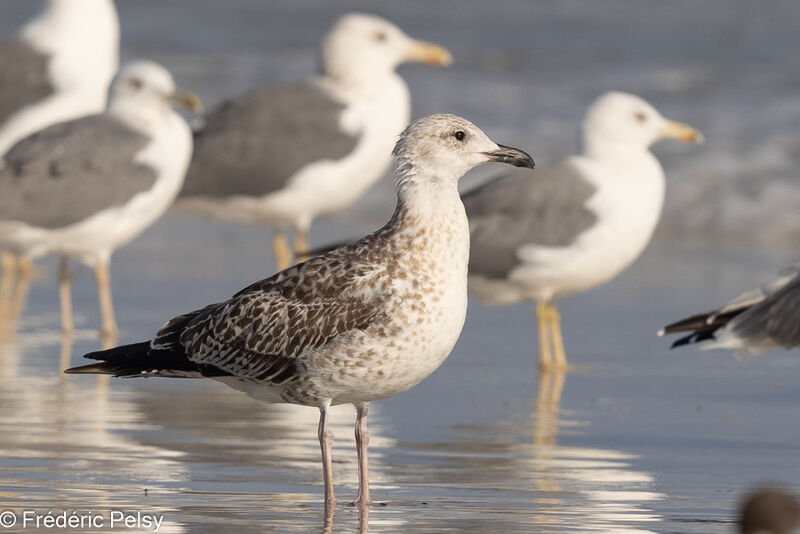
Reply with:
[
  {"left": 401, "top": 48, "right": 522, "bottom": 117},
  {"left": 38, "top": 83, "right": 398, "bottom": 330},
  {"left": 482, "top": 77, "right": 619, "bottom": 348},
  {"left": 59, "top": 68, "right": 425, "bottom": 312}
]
[
  {"left": 0, "top": 321, "right": 398, "bottom": 533},
  {"left": 0, "top": 327, "right": 188, "bottom": 533},
  {"left": 321, "top": 503, "right": 369, "bottom": 534},
  {"left": 529, "top": 370, "right": 662, "bottom": 531},
  {"left": 391, "top": 368, "right": 662, "bottom": 533},
  {"left": 0, "top": 254, "right": 34, "bottom": 339}
]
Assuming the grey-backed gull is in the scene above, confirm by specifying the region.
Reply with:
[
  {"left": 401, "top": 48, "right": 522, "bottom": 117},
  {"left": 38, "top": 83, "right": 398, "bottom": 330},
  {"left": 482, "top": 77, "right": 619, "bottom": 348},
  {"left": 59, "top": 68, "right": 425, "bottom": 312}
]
[
  {"left": 0, "top": 0, "right": 119, "bottom": 317},
  {"left": 0, "top": 61, "right": 200, "bottom": 334},
  {"left": 661, "top": 263, "right": 800, "bottom": 354},
  {"left": 462, "top": 92, "right": 702, "bottom": 370},
  {"left": 66, "top": 113, "right": 534, "bottom": 505},
  {"left": 177, "top": 12, "right": 452, "bottom": 270},
  {"left": 0, "top": 0, "right": 119, "bottom": 155}
]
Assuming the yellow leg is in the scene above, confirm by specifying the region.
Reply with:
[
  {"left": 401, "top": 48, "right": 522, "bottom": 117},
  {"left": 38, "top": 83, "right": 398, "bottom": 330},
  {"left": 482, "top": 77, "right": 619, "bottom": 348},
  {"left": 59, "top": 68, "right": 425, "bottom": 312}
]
[
  {"left": 59, "top": 257, "right": 74, "bottom": 333},
  {"left": 273, "top": 232, "right": 292, "bottom": 271},
  {"left": 536, "top": 300, "right": 552, "bottom": 370},
  {"left": 10, "top": 257, "right": 34, "bottom": 322},
  {"left": 294, "top": 229, "right": 310, "bottom": 263},
  {"left": 0, "top": 253, "right": 18, "bottom": 322},
  {"left": 59, "top": 331, "right": 74, "bottom": 373},
  {"left": 549, "top": 366, "right": 566, "bottom": 405},
  {"left": 548, "top": 302, "right": 568, "bottom": 370},
  {"left": 95, "top": 262, "right": 118, "bottom": 336}
]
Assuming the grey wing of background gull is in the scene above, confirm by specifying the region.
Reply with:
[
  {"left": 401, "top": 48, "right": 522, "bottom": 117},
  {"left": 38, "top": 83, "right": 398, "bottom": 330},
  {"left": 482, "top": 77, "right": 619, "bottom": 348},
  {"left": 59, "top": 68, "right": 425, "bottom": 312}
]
[
  {"left": 181, "top": 80, "right": 361, "bottom": 199},
  {"left": 0, "top": 115, "right": 157, "bottom": 228},
  {"left": 462, "top": 160, "right": 598, "bottom": 280},
  {"left": 0, "top": 39, "right": 53, "bottom": 126},
  {"left": 729, "top": 266, "right": 800, "bottom": 349},
  {"left": 151, "top": 249, "right": 388, "bottom": 384}
]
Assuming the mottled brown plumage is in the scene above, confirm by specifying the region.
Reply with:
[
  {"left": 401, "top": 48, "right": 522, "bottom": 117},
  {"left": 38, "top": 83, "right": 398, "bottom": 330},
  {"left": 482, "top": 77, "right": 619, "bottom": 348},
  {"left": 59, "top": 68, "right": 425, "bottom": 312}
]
[{"left": 67, "top": 113, "right": 534, "bottom": 504}]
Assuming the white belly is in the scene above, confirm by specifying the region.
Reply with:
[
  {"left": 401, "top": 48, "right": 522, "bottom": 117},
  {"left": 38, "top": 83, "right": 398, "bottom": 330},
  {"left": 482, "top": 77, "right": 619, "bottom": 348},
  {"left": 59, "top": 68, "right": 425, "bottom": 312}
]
[{"left": 472, "top": 158, "right": 665, "bottom": 303}]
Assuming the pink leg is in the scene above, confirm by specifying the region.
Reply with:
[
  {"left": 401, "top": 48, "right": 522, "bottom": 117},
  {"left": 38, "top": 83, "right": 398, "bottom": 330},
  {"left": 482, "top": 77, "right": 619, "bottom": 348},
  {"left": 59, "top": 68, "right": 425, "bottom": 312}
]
[
  {"left": 318, "top": 401, "right": 336, "bottom": 505},
  {"left": 353, "top": 402, "right": 371, "bottom": 504}
]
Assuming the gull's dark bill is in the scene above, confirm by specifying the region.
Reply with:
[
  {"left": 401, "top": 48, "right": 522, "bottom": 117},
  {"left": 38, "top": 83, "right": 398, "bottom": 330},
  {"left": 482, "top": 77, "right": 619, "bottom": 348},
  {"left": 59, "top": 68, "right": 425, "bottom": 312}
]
[{"left": 484, "top": 144, "right": 535, "bottom": 168}]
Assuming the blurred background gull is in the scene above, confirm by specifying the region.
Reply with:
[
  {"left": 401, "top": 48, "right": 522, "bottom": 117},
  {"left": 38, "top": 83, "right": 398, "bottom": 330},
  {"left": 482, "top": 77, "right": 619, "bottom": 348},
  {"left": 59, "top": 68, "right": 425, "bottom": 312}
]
[
  {"left": 0, "top": 0, "right": 119, "bottom": 155},
  {"left": 177, "top": 13, "right": 452, "bottom": 271}
]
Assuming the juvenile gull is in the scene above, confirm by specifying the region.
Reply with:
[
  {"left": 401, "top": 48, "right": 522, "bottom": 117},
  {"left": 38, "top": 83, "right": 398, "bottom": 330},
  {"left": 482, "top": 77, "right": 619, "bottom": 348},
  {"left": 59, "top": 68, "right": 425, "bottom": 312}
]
[
  {"left": 0, "top": 0, "right": 119, "bottom": 155},
  {"left": 462, "top": 92, "right": 702, "bottom": 370},
  {"left": 178, "top": 12, "right": 452, "bottom": 270},
  {"left": 0, "top": 61, "right": 201, "bottom": 334},
  {"left": 66, "top": 114, "right": 534, "bottom": 504},
  {"left": 660, "top": 263, "right": 800, "bottom": 354}
]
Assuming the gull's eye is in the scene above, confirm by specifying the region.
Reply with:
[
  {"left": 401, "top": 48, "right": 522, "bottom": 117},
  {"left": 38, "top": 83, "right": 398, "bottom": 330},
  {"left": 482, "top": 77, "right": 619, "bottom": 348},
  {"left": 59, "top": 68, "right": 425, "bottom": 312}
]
[
  {"left": 453, "top": 130, "right": 466, "bottom": 141},
  {"left": 634, "top": 111, "right": 647, "bottom": 122},
  {"left": 373, "top": 31, "right": 387, "bottom": 42},
  {"left": 128, "top": 78, "right": 144, "bottom": 90}
]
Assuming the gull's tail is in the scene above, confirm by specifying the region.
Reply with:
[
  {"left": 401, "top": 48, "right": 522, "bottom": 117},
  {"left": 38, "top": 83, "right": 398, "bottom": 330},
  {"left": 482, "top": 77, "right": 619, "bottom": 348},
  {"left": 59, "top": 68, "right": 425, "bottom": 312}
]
[
  {"left": 65, "top": 341, "right": 218, "bottom": 378},
  {"left": 65, "top": 341, "right": 153, "bottom": 376}
]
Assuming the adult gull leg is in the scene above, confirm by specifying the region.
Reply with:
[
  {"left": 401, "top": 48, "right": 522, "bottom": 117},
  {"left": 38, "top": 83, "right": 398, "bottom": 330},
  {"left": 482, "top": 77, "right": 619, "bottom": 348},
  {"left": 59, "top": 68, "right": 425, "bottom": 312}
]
[
  {"left": 94, "top": 260, "right": 118, "bottom": 335},
  {"left": 548, "top": 301, "right": 568, "bottom": 370},
  {"left": 11, "top": 257, "right": 35, "bottom": 323},
  {"left": 536, "top": 300, "right": 553, "bottom": 370},
  {"left": 294, "top": 229, "right": 311, "bottom": 263},
  {"left": 318, "top": 400, "right": 337, "bottom": 504},
  {"left": 353, "top": 402, "right": 371, "bottom": 504},
  {"left": 0, "top": 253, "right": 18, "bottom": 322},
  {"left": 59, "top": 257, "right": 74, "bottom": 333},
  {"left": 273, "top": 231, "right": 292, "bottom": 271}
]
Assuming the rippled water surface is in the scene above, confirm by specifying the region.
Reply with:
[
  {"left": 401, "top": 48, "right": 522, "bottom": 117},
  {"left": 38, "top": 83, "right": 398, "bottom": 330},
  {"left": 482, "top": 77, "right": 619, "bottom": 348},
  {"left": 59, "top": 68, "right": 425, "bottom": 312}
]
[
  {"left": 2, "top": 1, "right": 800, "bottom": 533},
  {"left": 2, "top": 218, "right": 799, "bottom": 533}
]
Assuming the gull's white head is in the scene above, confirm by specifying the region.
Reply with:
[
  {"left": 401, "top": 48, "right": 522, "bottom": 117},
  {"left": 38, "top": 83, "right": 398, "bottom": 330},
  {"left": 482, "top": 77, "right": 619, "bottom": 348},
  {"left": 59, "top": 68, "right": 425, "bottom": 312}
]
[
  {"left": 108, "top": 61, "right": 202, "bottom": 128},
  {"left": 393, "top": 114, "right": 534, "bottom": 183},
  {"left": 322, "top": 13, "right": 452, "bottom": 82},
  {"left": 582, "top": 91, "right": 703, "bottom": 152}
]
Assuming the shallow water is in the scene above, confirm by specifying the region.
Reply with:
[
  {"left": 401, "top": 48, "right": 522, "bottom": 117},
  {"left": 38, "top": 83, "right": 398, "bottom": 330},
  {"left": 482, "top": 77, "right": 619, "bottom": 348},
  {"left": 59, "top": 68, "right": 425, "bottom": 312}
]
[
  {"left": 2, "top": 2, "right": 800, "bottom": 533},
  {"left": 1, "top": 216, "right": 799, "bottom": 533}
]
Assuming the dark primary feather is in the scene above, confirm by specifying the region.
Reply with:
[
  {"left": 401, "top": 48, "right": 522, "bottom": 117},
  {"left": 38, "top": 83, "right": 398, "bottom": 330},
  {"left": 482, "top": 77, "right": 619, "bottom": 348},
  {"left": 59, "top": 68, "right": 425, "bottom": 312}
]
[
  {"left": 0, "top": 115, "right": 157, "bottom": 228},
  {"left": 463, "top": 160, "right": 598, "bottom": 280},
  {"left": 661, "top": 308, "right": 748, "bottom": 348},
  {"left": 0, "top": 38, "right": 53, "bottom": 126},
  {"left": 181, "top": 80, "right": 361, "bottom": 199},
  {"left": 663, "top": 267, "right": 800, "bottom": 350},
  {"left": 67, "top": 245, "right": 390, "bottom": 384},
  {"left": 64, "top": 341, "right": 229, "bottom": 378}
]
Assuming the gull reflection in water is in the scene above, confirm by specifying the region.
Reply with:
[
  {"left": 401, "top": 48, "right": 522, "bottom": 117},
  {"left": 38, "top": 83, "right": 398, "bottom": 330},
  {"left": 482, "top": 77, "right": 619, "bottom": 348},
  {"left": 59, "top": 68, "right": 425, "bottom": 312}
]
[
  {"left": 0, "top": 326, "right": 188, "bottom": 533},
  {"left": 530, "top": 369, "right": 662, "bottom": 532},
  {"left": 386, "top": 367, "right": 663, "bottom": 533}
]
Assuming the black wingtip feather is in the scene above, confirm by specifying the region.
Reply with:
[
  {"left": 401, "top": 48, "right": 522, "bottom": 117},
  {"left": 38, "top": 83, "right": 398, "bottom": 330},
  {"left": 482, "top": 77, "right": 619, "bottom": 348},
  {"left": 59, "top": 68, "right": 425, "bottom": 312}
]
[
  {"left": 64, "top": 341, "right": 154, "bottom": 377},
  {"left": 670, "top": 330, "right": 718, "bottom": 350}
]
